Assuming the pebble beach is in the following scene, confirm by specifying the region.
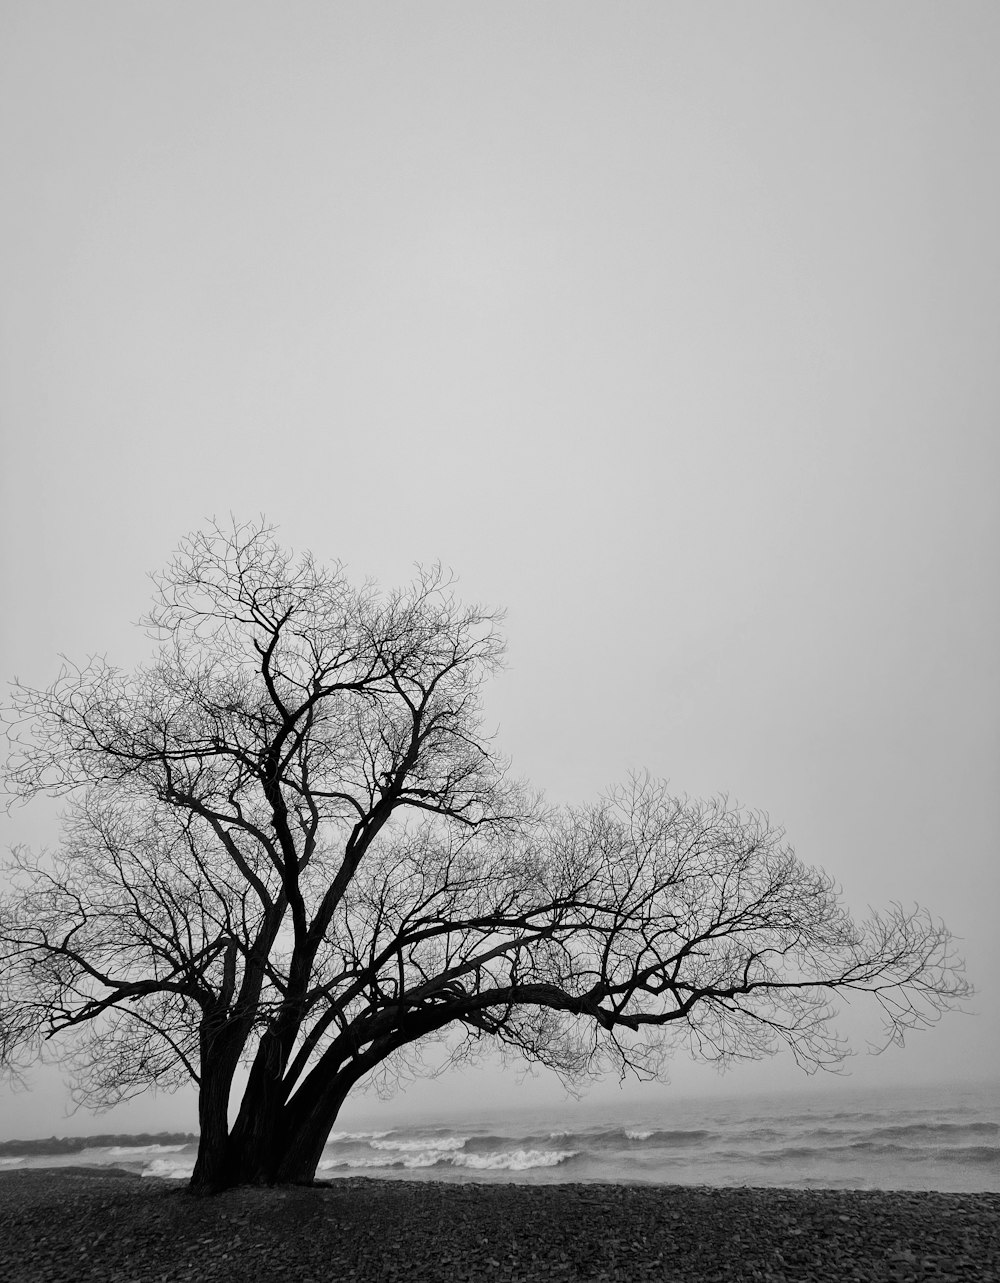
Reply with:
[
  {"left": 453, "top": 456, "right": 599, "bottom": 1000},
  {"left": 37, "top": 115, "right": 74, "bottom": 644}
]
[{"left": 1, "top": 1169, "right": 998, "bottom": 1282}]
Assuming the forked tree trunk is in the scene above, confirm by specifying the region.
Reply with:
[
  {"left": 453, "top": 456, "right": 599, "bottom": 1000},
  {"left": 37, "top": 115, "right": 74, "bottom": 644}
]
[
  {"left": 271, "top": 1072, "right": 359, "bottom": 1185},
  {"left": 222, "top": 1046, "right": 291, "bottom": 1185},
  {"left": 189, "top": 1022, "right": 414, "bottom": 1192},
  {"left": 188, "top": 1052, "right": 358, "bottom": 1192},
  {"left": 187, "top": 1010, "right": 259, "bottom": 1196}
]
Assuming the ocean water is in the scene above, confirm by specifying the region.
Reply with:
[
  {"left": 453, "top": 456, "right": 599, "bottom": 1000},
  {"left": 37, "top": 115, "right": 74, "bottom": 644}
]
[{"left": 1, "top": 1082, "right": 996, "bottom": 1193}]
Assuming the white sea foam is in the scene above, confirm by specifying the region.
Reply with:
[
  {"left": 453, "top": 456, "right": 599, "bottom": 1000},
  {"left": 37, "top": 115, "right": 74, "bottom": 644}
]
[
  {"left": 318, "top": 1146, "right": 578, "bottom": 1173},
  {"left": 453, "top": 1148, "right": 578, "bottom": 1171},
  {"left": 327, "top": 1130, "right": 391, "bottom": 1143},
  {"left": 108, "top": 1144, "right": 189, "bottom": 1157},
  {"left": 625, "top": 1129, "right": 654, "bottom": 1141},
  {"left": 141, "top": 1156, "right": 196, "bottom": 1180},
  {"left": 319, "top": 1155, "right": 393, "bottom": 1171},
  {"left": 370, "top": 1135, "right": 465, "bottom": 1154},
  {"left": 319, "top": 1149, "right": 448, "bottom": 1169},
  {"left": 400, "top": 1151, "right": 449, "bottom": 1168},
  {"left": 0, "top": 1156, "right": 25, "bottom": 1168}
]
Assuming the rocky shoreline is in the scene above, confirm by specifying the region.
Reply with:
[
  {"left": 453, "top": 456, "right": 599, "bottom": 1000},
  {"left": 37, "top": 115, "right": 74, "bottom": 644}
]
[{"left": 1, "top": 1168, "right": 997, "bottom": 1281}]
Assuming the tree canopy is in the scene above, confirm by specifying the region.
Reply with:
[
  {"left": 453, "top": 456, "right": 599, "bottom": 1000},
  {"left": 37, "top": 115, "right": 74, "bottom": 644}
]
[{"left": 1, "top": 520, "right": 969, "bottom": 1192}]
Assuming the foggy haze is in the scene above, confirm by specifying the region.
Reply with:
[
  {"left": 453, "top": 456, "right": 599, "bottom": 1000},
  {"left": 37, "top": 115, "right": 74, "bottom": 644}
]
[{"left": 1, "top": 2, "right": 998, "bottom": 1139}]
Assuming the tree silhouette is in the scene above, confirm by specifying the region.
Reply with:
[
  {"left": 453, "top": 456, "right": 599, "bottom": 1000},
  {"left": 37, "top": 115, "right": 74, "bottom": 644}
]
[{"left": 1, "top": 520, "right": 969, "bottom": 1193}]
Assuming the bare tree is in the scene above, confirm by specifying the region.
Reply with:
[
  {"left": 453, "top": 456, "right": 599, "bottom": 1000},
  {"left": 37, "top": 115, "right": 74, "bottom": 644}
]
[{"left": 1, "top": 520, "right": 969, "bottom": 1193}]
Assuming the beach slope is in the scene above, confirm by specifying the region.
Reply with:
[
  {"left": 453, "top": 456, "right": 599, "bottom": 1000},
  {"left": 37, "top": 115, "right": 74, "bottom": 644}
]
[{"left": 1, "top": 1169, "right": 997, "bottom": 1281}]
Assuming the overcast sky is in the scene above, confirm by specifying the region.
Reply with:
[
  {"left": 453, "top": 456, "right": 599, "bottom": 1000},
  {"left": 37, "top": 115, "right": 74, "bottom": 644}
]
[{"left": 2, "top": 2, "right": 998, "bottom": 1138}]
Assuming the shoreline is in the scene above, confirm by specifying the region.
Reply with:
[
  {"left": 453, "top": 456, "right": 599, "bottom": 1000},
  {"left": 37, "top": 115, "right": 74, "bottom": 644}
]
[{"left": 2, "top": 1169, "right": 998, "bottom": 1281}]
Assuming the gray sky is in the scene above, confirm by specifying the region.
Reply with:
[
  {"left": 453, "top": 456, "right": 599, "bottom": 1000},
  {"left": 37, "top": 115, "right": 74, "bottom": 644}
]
[{"left": 2, "top": 2, "right": 998, "bottom": 1138}]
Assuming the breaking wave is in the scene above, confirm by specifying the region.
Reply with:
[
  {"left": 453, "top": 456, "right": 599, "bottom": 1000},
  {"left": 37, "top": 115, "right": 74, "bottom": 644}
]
[
  {"left": 107, "top": 1144, "right": 189, "bottom": 1157},
  {"left": 319, "top": 1146, "right": 578, "bottom": 1173},
  {"left": 369, "top": 1136, "right": 465, "bottom": 1154},
  {"left": 142, "top": 1155, "right": 197, "bottom": 1180},
  {"left": 453, "top": 1149, "right": 577, "bottom": 1171}
]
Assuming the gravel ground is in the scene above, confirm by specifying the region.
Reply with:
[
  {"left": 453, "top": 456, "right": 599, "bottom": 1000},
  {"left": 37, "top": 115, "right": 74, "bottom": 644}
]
[{"left": 1, "top": 1168, "right": 997, "bottom": 1282}]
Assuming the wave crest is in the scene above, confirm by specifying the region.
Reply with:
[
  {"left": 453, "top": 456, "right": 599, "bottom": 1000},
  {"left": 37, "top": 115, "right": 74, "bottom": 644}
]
[
  {"left": 453, "top": 1148, "right": 578, "bottom": 1171},
  {"left": 108, "top": 1144, "right": 189, "bottom": 1157},
  {"left": 370, "top": 1136, "right": 465, "bottom": 1154}
]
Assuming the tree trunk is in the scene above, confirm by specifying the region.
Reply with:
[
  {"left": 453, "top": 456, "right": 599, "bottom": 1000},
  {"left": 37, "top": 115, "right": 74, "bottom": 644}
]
[
  {"left": 188, "top": 1069, "right": 355, "bottom": 1190},
  {"left": 223, "top": 1046, "right": 290, "bottom": 1185},
  {"left": 188, "top": 1058, "right": 237, "bottom": 1195},
  {"left": 271, "top": 1072, "right": 358, "bottom": 1185},
  {"left": 262, "top": 1015, "right": 457, "bottom": 1185},
  {"left": 187, "top": 1010, "right": 256, "bottom": 1195}
]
